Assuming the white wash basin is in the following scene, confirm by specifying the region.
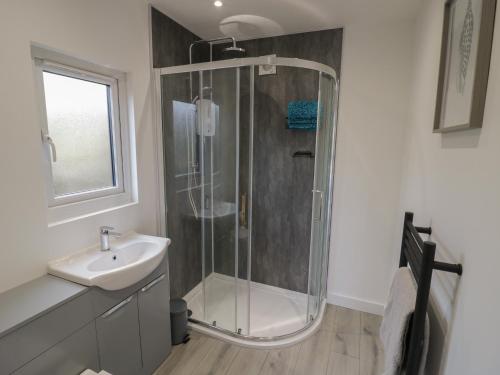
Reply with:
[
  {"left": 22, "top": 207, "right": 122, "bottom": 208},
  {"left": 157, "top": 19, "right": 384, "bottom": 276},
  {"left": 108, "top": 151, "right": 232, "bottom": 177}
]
[{"left": 48, "top": 232, "right": 170, "bottom": 291}]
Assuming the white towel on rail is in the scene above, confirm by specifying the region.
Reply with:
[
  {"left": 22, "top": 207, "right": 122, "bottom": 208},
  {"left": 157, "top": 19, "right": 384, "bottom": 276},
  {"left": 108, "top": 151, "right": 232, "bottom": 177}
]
[{"left": 380, "top": 267, "right": 429, "bottom": 375}]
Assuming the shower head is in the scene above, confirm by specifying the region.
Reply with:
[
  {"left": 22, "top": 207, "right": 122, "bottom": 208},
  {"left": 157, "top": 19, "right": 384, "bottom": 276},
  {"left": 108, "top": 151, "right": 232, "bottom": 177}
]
[{"left": 222, "top": 46, "right": 246, "bottom": 58}]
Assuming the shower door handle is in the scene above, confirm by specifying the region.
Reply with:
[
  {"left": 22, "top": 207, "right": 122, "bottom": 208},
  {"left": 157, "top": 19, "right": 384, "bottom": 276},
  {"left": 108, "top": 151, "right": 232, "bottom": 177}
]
[
  {"left": 240, "top": 193, "right": 247, "bottom": 227},
  {"left": 312, "top": 190, "right": 323, "bottom": 222}
]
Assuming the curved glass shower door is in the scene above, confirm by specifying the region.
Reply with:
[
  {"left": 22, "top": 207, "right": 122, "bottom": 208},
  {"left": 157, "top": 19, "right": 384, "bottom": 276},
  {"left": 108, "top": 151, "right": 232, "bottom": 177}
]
[
  {"left": 307, "top": 72, "right": 337, "bottom": 321},
  {"left": 159, "top": 67, "right": 251, "bottom": 335}
]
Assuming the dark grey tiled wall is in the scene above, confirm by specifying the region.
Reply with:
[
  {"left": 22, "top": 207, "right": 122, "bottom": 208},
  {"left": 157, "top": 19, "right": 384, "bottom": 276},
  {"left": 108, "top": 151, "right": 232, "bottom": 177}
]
[
  {"left": 214, "top": 30, "right": 343, "bottom": 293},
  {"left": 215, "top": 29, "right": 343, "bottom": 68},
  {"left": 252, "top": 31, "right": 342, "bottom": 293},
  {"left": 151, "top": 7, "right": 208, "bottom": 68},
  {"left": 248, "top": 67, "right": 319, "bottom": 293},
  {"left": 152, "top": 8, "right": 207, "bottom": 298},
  {"left": 152, "top": 7, "right": 342, "bottom": 296}
]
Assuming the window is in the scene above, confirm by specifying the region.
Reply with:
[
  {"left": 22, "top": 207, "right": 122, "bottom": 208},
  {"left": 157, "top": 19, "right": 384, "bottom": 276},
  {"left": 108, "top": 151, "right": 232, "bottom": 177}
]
[{"left": 32, "top": 46, "right": 132, "bottom": 220}]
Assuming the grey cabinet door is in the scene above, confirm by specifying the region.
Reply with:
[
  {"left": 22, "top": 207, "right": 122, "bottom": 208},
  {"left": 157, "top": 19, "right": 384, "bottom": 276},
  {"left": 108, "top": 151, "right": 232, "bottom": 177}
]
[
  {"left": 138, "top": 273, "right": 171, "bottom": 374},
  {"left": 12, "top": 322, "right": 99, "bottom": 375},
  {"left": 96, "top": 294, "right": 143, "bottom": 375}
]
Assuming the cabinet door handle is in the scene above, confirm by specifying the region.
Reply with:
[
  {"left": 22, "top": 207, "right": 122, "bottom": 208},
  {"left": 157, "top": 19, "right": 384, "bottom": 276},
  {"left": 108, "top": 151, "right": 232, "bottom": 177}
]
[
  {"left": 101, "top": 295, "right": 134, "bottom": 319},
  {"left": 141, "top": 274, "right": 166, "bottom": 293}
]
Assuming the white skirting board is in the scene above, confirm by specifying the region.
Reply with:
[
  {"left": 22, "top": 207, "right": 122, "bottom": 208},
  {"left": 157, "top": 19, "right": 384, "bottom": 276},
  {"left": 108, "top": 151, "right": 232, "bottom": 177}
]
[{"left": 327, "top": 292, "right": 385, "bottom": 315}]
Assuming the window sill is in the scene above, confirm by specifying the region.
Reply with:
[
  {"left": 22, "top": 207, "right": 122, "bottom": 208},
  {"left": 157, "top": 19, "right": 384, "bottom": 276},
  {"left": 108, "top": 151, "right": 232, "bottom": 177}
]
[{"left": 48, "top": 192, "right": 137, "bottom": 227}]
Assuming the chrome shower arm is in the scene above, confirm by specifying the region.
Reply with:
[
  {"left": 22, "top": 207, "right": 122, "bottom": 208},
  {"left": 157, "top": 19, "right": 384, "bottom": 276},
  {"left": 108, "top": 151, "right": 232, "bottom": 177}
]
[
  {"left": 189, "top": 37, "right": 236, "bottom": 64},
  {"left": 188, "top": 37, "right": 237, "bottom": 101}
]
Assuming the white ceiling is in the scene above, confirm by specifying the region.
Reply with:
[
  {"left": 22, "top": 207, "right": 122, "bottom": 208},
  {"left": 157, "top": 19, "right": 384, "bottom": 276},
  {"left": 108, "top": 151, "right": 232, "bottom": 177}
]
[{"left": 149, "top": 0, "right": 422, "bottom": 40}]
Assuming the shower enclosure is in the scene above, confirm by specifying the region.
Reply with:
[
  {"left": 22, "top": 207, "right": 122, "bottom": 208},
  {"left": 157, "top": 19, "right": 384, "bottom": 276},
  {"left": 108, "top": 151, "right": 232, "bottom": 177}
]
[{"left": 155, "top": 55, "right": 338, "bottom": 347}]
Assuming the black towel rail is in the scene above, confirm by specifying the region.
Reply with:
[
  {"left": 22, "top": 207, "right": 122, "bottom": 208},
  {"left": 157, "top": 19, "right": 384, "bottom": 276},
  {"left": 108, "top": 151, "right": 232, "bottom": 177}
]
[{"left": 398, "top": 212, "right": 462, "bottom": 375}]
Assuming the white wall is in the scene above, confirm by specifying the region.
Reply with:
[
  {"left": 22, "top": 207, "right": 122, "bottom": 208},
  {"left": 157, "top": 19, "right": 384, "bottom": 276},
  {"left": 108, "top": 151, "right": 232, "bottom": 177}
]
[
  {"left": 327, "top": 19, "right": 415, "bottom": 314},
  {"left": 399, "top": 0, "right": 500, "bottom": 373},
  {"left": 0, "top": 0, "right": 157, "bottom": 293}
]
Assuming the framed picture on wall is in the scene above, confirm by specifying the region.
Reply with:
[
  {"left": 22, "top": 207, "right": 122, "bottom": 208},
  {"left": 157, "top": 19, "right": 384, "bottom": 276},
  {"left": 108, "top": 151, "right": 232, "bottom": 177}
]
[{"left": 434, "top": 0, "right": 497, "bottom": 133}]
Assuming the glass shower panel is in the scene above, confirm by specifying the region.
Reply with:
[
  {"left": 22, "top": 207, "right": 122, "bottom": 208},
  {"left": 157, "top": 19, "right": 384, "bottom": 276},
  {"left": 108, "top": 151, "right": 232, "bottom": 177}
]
[
  {"left": 307, "top": 72, "right": 336, "bottom": 321},
  {"left": 236, "top": 66, "right": 252, "bottom": 336},
  {"left": 160, "top": 71, "right": 203, "bottom": 306},
  {"left": 319, "top": 73, "right": 337, "bottom": 302},
  {"left": 199, "top": 67, "right": 242, "bottom": 332}
]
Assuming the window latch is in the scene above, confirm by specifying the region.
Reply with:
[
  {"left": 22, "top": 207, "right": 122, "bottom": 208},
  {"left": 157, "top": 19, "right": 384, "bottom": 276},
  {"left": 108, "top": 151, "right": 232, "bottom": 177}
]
[{"left": 41, "top": 131, "right": 57, "bottom": 162}]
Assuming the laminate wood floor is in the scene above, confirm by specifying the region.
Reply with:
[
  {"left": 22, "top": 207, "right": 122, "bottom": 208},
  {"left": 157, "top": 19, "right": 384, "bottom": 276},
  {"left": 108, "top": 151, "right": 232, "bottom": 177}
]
[{"left": 154, "top": 304, "right": 384, "bottom": 375}]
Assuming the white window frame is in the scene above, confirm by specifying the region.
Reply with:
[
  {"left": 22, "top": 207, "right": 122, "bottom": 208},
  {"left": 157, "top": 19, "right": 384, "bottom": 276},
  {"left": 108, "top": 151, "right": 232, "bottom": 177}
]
[{"left": 32, "top": 45, "right": 134, "bottom": 224}]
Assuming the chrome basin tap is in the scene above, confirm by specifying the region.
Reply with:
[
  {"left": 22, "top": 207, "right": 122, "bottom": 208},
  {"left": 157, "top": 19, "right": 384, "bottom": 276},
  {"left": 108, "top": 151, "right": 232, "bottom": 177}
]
[{"left": 100, "top": 226, "right": 121, "bottom": 251}]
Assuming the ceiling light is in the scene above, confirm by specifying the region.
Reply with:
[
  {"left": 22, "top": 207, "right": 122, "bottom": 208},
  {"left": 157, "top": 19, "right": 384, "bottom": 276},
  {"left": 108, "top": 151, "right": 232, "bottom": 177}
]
[{"left": 214, "top": 1, "right": 223, "bottom": 7}]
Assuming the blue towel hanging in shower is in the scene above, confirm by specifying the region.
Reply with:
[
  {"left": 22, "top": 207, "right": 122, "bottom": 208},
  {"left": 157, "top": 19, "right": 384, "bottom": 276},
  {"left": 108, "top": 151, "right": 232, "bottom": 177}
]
[{"left": 287, "top": 101, "right": 318, "bottom": 130}]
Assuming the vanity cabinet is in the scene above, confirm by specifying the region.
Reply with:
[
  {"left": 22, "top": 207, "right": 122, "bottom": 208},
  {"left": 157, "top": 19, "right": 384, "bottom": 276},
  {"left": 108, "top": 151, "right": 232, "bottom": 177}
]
[
  {"left": 12, "top": 322, "right": 99, "bottom": 375},
  {"left": 96, "top": 294, "right": 143, "bottom": 375},
  {"left": 96, "top": 273, "right": 172, "bottom": 375},
  {"left": 0, "top": 266, "right": 172, "bottom": 375},
  {"left": 138, "top": 273, "right": 171, "bottom": 375},
  {"left": 0, "top": 289, "right": 94, "bottom": 374}
]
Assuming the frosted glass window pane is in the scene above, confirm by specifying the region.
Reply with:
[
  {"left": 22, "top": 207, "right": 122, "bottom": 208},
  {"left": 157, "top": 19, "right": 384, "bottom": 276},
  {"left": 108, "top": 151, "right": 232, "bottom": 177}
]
[{"left": 43, "top": 72, "right": 115, "bottom": 196}]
